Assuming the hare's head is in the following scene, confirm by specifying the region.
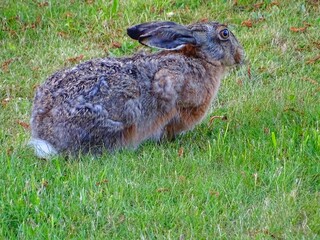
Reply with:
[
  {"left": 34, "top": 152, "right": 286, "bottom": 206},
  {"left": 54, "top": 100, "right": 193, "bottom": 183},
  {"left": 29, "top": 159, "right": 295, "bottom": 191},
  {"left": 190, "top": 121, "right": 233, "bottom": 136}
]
[{"left": 127, "top": 21, "right": 244, "bottom": 66}]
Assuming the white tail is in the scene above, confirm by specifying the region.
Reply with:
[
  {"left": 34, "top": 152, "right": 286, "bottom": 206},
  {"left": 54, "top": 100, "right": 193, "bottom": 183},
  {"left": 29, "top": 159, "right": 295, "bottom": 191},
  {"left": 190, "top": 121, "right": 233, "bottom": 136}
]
[{"left": 28, "top": 138, "right": 58, "bottom": 159}]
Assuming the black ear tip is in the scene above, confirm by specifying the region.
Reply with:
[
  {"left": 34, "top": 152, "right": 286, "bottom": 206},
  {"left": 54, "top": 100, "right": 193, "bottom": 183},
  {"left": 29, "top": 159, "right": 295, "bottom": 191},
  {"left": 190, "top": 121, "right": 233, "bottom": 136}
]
[
  {"left": 127, "top": 22, "right": 179, "bottom": 41},
  {"left": 127, "top": 26, "right": 140, "bottom": 40}
]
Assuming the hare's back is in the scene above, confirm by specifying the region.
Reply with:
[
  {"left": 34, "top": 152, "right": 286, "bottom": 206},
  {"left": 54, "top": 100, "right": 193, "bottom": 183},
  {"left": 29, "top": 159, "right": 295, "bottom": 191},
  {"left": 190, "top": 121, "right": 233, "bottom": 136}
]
[
  {"left": 33, "top": 58, "right": 145, "bottom": 125},
  {"left": 43, "top": 58, "right": 141, "bottom": 98}
]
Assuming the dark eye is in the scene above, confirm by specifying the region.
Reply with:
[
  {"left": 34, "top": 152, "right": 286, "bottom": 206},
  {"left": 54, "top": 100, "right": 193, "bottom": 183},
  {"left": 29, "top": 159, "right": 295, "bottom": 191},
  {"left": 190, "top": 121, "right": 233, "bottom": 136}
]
[{"left": 219, "top": 29, "right": 229, "bottom": 40}]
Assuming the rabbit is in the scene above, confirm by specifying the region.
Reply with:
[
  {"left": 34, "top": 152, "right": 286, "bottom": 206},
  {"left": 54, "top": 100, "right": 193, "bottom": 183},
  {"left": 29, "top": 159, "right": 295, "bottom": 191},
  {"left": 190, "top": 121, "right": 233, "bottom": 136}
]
[{"left": 29, "top": 21, "right": 244, "bottom": 159}]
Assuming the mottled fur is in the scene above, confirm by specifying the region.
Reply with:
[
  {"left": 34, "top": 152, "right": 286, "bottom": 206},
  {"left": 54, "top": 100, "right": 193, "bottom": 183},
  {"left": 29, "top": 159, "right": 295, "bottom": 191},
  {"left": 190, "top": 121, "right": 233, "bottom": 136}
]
[{"left": 30, "top": 21, "right": 244, "bottom": 158}]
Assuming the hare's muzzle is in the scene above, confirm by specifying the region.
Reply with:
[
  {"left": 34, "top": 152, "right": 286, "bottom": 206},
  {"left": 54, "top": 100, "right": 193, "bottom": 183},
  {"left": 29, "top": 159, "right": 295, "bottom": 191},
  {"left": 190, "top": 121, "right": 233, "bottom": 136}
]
[{"left": 234, "top": 47, "right": 245, "bottom": 65}]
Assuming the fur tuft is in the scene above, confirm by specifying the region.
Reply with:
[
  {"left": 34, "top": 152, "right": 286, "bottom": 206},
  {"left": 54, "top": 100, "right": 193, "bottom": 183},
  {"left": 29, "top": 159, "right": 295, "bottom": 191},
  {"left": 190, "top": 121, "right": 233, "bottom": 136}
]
[{"left": 28, "top": 138, "right": 58, "bottom": 159}]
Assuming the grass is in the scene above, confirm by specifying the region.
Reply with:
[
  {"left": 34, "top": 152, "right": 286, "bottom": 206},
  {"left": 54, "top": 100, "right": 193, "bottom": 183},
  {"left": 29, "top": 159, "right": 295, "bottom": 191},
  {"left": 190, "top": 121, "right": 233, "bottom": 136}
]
[{"left": 0, "top": 0, "right": 319, "bottom": 239}]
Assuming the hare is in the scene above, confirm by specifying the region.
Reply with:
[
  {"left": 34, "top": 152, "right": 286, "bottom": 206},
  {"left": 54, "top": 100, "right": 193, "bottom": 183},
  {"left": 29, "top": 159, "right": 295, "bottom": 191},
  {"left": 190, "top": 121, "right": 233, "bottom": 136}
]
[{"left": 29, "top": 21, "right": 244, "bottom": 159}]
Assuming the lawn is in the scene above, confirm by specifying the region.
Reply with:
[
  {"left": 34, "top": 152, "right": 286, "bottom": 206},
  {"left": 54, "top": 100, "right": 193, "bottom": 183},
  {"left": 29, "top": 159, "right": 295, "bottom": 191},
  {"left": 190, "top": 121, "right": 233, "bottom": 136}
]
[{"left": 0, "top": 0, "right": 319, "bottom": 239}]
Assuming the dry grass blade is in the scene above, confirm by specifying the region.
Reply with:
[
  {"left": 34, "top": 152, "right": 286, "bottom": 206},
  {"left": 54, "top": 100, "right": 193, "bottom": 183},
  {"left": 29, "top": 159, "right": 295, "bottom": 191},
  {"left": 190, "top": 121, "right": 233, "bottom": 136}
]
[
  {"left": 208, "top": 115, "right": 228, "bottom": 126},
  {"left": 306, "top": 55, "right": 320, "bottom": 64},
  {"left": 67, "top": 54, "right": 84, "bottom": 64}
]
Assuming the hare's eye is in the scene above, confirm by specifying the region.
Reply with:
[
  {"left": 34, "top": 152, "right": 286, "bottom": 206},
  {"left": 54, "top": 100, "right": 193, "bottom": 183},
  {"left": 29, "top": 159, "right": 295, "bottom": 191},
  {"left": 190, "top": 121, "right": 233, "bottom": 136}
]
[{"left": 219, "top": 29, "right": 229, "bottom": 40}]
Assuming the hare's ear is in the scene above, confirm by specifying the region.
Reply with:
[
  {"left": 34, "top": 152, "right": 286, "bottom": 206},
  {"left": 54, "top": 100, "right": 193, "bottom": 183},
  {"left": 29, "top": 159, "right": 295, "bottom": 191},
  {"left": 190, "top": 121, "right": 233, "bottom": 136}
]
[
  {"left": 127, "top": 21, "right": 178, "bottom": 40},
  {"left": 127, "top": 21, "right": 196, "bottom": 50}
]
